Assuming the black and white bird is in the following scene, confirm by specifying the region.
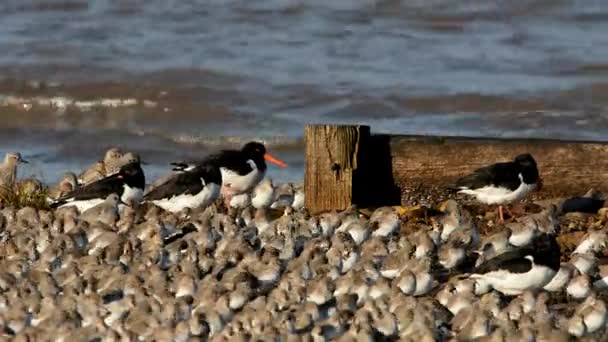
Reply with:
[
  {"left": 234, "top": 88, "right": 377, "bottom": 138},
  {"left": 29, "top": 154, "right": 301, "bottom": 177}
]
[
  {"left": 452, "top": 153, "right": 541, "bottom": 223},
  {"left": 50, "top": 162, "right": 145, "bottom": 212},
  {"left": 469, "top": 235, "right": 560, "bottom": 296},
  {"left": 171, "top": 141, "right": 287, "bottom": 205},
  {"left": 143, "top": 163, "right": 222, "bottom": 213}
]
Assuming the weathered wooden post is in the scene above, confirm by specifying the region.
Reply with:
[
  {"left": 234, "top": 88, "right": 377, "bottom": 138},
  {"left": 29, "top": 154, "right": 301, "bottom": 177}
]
[{"left": 304, "top": 125, "right": 368, "bottom": 214}]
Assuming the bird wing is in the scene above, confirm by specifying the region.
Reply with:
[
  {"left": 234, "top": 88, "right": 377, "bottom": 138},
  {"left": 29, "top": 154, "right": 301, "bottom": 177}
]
[
  {"left": 453, "top": 162, "right": 521, "bottom": 191},
  {"left": 170, "top": 161, "right": 198, "bottom": 172},
  {"left": 561, "top": 197, "right": 605, "bottom": 214},
  {"left": 474, "top": 247, "right": 534, "bottom": 274},
  {"left": 143, "top": 170, "right": 205, "bottom": 201},
  {"left": 51, "top": 173, "right": 124, "bottom": 208},
  {"left": 203, "top": 150, "right": 254, "bottom": 176}
]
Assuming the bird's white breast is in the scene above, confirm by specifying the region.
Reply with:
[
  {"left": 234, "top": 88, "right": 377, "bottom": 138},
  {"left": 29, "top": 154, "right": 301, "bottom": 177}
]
[
  {"left": 121, "top": 184, "right": 143, "bottom": 206},
  {"left": 472, "top": 264, "right": 555, "bottom": 295},
  {"left": 220, "top": 161, "right": 264, "bottom": 195},
  {"left": 459, "top": 174, "right": 536, "bottom": 205},
  {"left": 251, "top": 187, "right": 274, "bottom": 209},
  {"left": 292, "top": 191, "right": 305, "bottom": 210}
]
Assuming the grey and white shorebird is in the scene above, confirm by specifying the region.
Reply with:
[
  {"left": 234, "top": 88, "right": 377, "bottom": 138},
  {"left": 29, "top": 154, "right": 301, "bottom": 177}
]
[
  {"left": 469, "top": 234, "right": 560, "bottom": 295},
  {"left": 567, "top": 294, "right": 607, "bottom": 337},
  {"left": 101, "top": 147, "right": 124, "bottom": 176},
  {"left": 47, "top": 172, "right": 79, "bottom": 200},
  {"left": 108, "top": 151, "right": 143, "bottom": 176},
  {"left": 451, "top": 153, "right": 541, "bottom": 223},
  {"left": 143, "top": 163, "right": 222, "bottom": 213},
  {"left": 507, "top": 205, "right": 558, "bottom": 247},
  {"left": 543, "top": 263, "right": 576, "bottom": 292},
  {"left": 229, "top": 193, "right": 250, "bottom": 209},
  {"left": 434, "top": 199, "right": 475, "bottom": 243},
  {"left": 474, "top": 230, "right": 512, "bottom": 267},
  {"left": 271, "top": 183, "right": 294, "bottom": 208},
  {"left": 78, "top": 160, "right": 105, "bottom": 185},
  {"left": 566, "top": 272, "right": 591, "bottom": 299},
  {"left": 119, "top": 151, "right": 140, "bottom": 165},
  {"left": 80, "top": 193, "right": 124, "bottom": 226},
  {"left": 566, "top": 229, "right": 607, "bottom": 280},
  {"left": 439, "top": 239, "right": 468, "bottom": 270},
  {"left": 77, "top": 147, "right": 124, "bottom": 185},
  {"left": 0, "top": 152, "right": 28, "bottom": 186},
  {"left": 50, "top": 161, "right": 145, "bottom": 212},
  {"left": 251, "top": 178, "right": 275, "bottom": 209},
  {"left": 593, "top": 264, "right": 608, "bottom": 289}
]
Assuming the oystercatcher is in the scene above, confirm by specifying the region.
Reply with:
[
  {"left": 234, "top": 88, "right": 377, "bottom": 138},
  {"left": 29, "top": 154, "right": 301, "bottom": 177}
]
[
  {"left": 143, "top": 163, "right": 222, "bottom": 213},
  {"left": 172, "top": 141, "right": 287, "bottom": 205},
  {"left": 50, "top": 161, "right": 145, "bottom": 212},
  {"left": 452, "top": 153, "right": 541, "bottom": 223},
  {"left": 470, "top": 234, "right": 560, "bottom": 295}
]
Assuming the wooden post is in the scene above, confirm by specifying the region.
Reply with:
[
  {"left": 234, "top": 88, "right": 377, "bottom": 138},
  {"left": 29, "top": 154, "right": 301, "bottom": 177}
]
[{"left": 304, "top": 125, "right": 368, "bottom": 214}]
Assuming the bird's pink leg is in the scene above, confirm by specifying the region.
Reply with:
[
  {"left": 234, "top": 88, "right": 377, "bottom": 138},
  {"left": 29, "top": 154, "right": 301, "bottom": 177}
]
[
  {"left": 220, "top": 186, "right": 232, "bottom": 210},
  {"left": 223, "top": 194, "right": 232, "bottom": 210},
  {"left": 498, "top": 205, "right": 505, "bottom": 224}
]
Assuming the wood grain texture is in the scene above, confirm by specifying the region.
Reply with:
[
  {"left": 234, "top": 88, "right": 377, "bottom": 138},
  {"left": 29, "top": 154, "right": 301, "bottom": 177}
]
[{"left": 304, "top": 125, "right": 367, "bottom": 214}]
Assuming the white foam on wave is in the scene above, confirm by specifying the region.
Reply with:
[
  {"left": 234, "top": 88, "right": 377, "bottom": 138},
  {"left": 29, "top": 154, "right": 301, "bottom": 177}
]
[{"left": 0, "top": 94, "right": 155, "bottom": 112}]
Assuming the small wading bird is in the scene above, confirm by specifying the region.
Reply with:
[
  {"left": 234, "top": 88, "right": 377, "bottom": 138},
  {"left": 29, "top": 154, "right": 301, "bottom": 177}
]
[
  {"left": 0, "top": 152, "right": 28, "bottom": 186},
  {"left": 451, "top": 153, "right": 542, "bottom": 223},
  {"left": 171, "top": 141, "right": 287, "bottom": 207}
]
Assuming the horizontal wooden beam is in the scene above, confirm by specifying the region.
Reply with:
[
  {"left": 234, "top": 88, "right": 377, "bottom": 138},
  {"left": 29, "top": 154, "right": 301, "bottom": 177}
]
[{"left": 305, "top": 124, "right": 608, "bottom": 213}]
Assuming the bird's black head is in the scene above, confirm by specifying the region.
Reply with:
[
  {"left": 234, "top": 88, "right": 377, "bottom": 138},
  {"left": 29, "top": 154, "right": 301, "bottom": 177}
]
[
  {"left": 240, "top": 141, "right": 267, "bottom": 171},
  {"left": 532, "top": 234, "right": 561, "bottom": 270},
  {"left": 200, "top": 164, "right": 222, "bottom": 185},
  {"left": 118, "top": 162, "right": 145, "bottom": 189},
  {"left": 514, "top": 153, "right": 539, "bottom": 185},
  {"left": 240, "top": 141, "right": 287, "bottom": 170},
  {"left": 242, "top": 142, "right": 267, "bottom": 158}
]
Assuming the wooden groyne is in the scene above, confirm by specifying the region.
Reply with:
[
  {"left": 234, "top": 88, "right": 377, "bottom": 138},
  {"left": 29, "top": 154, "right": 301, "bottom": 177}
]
[{"left": 304, "top": 124, "right": 608, "bottom": 214}]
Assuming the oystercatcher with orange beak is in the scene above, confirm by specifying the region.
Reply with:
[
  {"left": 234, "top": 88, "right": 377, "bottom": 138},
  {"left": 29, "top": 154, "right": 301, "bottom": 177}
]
[{"left": 172, "top": 141, "right": 287, "bottom": 206}]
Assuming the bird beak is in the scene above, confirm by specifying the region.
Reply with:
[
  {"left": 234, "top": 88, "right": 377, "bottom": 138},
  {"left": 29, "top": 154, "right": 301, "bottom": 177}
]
[
  {"left": 537, "top": 178, "right": 543, "bottom": 191},
  {"left": 140, "top": 160, "right": 149, "bottom": 165},
  {"left": 20, "top": 159, "right": 29, "bottom": 164},
  {"left": 264, "top": 153, "right": 287, "bottom": 168}
]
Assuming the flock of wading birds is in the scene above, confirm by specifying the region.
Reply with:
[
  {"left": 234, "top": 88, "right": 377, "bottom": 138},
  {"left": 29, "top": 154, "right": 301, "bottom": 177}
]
[{"left": 0, "top": 143, "right": 608, "bottom": 341}]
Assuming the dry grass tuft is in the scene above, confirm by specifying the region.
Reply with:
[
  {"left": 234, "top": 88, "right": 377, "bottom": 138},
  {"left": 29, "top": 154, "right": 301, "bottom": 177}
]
[{"left": 0, "top": 180, "right": 49, "bottom": 210}]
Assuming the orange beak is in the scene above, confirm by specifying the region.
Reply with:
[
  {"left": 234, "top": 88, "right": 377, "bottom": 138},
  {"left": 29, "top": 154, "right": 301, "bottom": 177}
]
[{"left": 264, "top": 153, "right": 287, "bottom": 168}]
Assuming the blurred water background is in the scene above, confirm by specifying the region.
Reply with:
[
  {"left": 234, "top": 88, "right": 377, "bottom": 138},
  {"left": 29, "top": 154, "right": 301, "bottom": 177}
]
[{"left": 1, "top": 0, "right": 608, "bottom": 183}]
